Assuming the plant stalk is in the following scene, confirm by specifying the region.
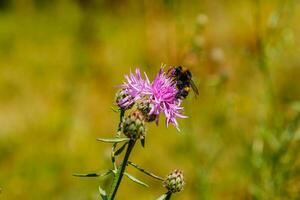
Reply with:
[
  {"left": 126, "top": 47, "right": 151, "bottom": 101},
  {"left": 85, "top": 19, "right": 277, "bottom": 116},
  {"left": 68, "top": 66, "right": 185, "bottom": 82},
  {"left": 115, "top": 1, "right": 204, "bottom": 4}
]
[
  {"left": 108, "top": 139, "right": 136, "bottom": 200},
  {"left": 112, "top": 110, "right": 125, "bottom": 169},
  {"left": 165, "top": 192, "right": 172, "bottom": 200}
]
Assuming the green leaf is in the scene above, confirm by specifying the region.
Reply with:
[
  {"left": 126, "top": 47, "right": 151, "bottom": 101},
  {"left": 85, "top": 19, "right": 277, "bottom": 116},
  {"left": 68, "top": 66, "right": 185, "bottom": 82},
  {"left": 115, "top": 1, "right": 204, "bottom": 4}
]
[
  {"left": 96, "top": 138, "right": 130, "bottom": 143},
  {"left": 127, "top": 161, "right": 164, "bottom": 181},
  {"left": 73, "top": 173, "right": 100, "bottom": 177},
  {"left": 156, "top": 193, "right": 168, "bottom": 200},
  {"left": 124, "top": 172, "right": 149, "bottom": 187},
  {"left": 114, "top": 142, "right": 128, "bottom": 156},
  {"left": 99, "top": 185, "right": 107, "bottom": 200},
  {"left": 73, "top": 170, "right": 112, "bottom": 177},
  {"left": 111, "top": 107, "right": 120, "bottom": 113}
]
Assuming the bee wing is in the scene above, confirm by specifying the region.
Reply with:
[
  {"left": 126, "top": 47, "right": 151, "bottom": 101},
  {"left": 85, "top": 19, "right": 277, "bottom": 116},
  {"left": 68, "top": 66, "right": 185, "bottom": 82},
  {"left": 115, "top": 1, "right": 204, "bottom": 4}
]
[{"left": 190, "top": 79, "right": 199, "bottom": 95}]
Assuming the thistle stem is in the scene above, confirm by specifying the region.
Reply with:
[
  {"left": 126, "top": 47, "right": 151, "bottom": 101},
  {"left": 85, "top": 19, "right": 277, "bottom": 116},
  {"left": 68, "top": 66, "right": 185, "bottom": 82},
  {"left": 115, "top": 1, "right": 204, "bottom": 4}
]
[
  {"left": 108, "top": 139, "right": 136, "bottom": 200},
  {"left": 165, "top": 192, "right": 172, "bottom": 200},
  {"left": 112, "top": 110, "right": 125, "bottom": 169},
  {"left": 117, "top": 110, "right": 125, "bottom": 133}
]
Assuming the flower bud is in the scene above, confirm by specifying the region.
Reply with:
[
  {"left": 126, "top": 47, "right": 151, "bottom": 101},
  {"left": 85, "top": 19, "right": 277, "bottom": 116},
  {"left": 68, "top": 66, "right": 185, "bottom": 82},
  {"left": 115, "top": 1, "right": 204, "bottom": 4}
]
[
  {"left": 122, "top": 110, "right": 146, "bottom": 140},
  {"left": 163, "top": 170, "right": 185, "bottom": 193},
  {"left": 115, "top": 89, "right": 134, "bottom": 110},
  {"left": 137, "top": 101, "right": 157, "bottom": 122}
]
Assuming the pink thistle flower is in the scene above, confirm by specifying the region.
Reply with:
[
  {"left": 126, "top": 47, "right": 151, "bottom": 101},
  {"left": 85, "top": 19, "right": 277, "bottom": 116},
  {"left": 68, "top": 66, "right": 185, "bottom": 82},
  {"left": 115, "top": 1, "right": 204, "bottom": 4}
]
[
  {"left": 120, "top": 68, "right": 151, "bottom": 100},
  {"left": 117, "top": 68, "right": 151, "bottom": 110},
  {"left": 117, "top": 67, "right": 187, "bottom": 130},
  {"left": 148, "top": 67, "right": 187, "bottom": 129}
]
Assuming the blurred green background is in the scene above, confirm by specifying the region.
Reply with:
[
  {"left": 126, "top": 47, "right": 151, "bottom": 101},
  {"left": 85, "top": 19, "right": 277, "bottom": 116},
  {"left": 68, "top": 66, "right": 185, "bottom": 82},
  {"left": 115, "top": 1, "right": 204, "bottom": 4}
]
[{"left": 0, "top": 0, "right": 300, "bottom": 199}]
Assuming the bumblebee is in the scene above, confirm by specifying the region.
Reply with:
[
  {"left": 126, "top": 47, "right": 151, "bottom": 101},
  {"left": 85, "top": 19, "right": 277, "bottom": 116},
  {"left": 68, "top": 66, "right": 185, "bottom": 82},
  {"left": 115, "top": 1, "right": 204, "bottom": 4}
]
[{"left": 171, "top": 66, "right": 199, "bottom": 99}]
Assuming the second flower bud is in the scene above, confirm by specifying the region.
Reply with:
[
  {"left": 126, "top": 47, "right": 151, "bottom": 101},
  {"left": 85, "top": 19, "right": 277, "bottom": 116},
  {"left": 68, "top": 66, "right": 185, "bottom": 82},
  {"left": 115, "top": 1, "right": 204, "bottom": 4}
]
[{"left": 122, "top": 109, "right": 146, "bottom": 140}]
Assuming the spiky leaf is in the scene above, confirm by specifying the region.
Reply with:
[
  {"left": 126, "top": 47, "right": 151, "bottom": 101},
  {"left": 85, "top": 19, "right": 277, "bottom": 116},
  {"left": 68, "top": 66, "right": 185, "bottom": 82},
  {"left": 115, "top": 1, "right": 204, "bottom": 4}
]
[
  {"left": 99, "top": 186, "right": 107, "bottom": 200},
  {"left": 124, "top": 172, "right": 149, "bottom": 187},
  {"left": 73, "top": 170, "right": 112, "bottom": 177},
  {"left": 96, "top": 138, "right": 130, "bottom": 143},
  {"left": 127, "top": 161, "right": 164, "bottom": 181},
  {"left": 111, "top": 106, "right": 120, "bottom": 113}
]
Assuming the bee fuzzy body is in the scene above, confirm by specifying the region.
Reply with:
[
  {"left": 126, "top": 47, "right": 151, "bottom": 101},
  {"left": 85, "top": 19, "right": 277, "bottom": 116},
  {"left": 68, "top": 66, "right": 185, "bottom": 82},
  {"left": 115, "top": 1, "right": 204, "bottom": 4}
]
[{"left": 171, "top": 66, "right": 199, "bottom": 100}]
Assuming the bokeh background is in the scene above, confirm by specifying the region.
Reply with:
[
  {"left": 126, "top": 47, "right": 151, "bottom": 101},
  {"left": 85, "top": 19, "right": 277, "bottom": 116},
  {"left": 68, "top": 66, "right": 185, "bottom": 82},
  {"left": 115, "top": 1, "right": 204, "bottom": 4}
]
[{"left": 0, "top": 0, "right": 300, "bottom": 199}]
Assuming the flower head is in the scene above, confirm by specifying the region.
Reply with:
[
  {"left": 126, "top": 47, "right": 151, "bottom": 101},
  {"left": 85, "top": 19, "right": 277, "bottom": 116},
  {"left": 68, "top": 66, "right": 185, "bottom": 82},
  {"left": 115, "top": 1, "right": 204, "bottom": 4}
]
[
  {"left": 137, "top": 100, "right": 157, "bottom": 122},
  {"left": 163, "top": 169, "right": 185, "bottom": 193},
  {"left": 148, "top": 67, "right": 187, "bottom": 129},
  {"left": 115, "top": 89, "right": 134, "bottom": 110},
  {"left": 120, "top": 68, "right": 151, "bottom": 101},
  {"left": 117, "top": 66, "right": 187, "bottom": 130}
]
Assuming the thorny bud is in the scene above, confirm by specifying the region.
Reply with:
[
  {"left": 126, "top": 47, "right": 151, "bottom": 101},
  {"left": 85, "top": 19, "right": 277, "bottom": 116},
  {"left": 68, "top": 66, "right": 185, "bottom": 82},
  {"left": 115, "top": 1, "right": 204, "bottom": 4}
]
[
  {"left": 163, "top": 169, "right": 185, "bottom": 193},
  {"left": 115, "top": 89, "right": 134, "bottom": 110},
  {"left": 122, "top": 110, "right": 146, "bottom": 140},
  {"left": 137, "top": 101, "right": 157, "bottom": 122}
]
